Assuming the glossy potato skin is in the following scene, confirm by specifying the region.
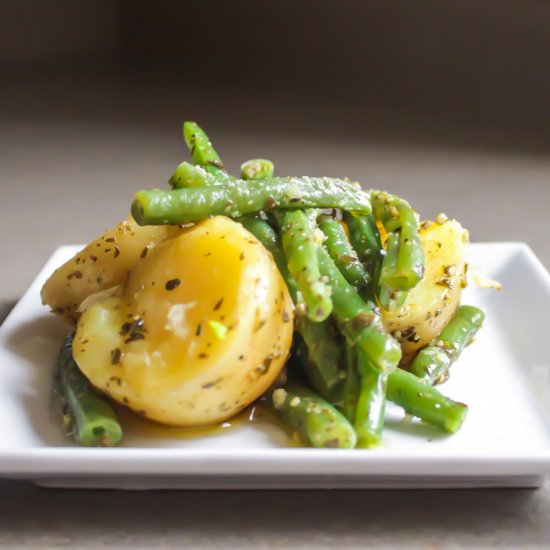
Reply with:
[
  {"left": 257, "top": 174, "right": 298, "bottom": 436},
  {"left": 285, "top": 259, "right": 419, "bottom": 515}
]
[
  {"left": 382, "top": 219, "right": 469, "bottom": 364},
  {"left": 41, "top": 217, "right": 182, "bottom": 324},
  {"left": 73, "top": 216, "right": 294, "bottom": 426}
]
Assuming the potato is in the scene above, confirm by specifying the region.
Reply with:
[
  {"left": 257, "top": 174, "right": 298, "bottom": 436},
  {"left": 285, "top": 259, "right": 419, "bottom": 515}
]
[
  {"left": 72, "top": 216, "right": 294, "bottom": 426},
  {"left": 382, "top": 218, "right": 469, "bottom": 364},
  {"left": 41, "top": 217, "right": 182, "bottom": 324}
]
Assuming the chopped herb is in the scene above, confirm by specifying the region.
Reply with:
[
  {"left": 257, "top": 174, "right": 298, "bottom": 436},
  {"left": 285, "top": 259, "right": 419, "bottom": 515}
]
[
  {"left": 208, "top": 320, "right": 228, "bottom": 340},
  {"left": 264, "top": 196, "right": 277, "bottom": 210},
  {"left": 110, "top": 348, "right": 122, "bottom": 365},
  {"left": 256, "top": 354, "right": 274, "bottom": 375},
  {"left": 165, "top": 278, "right": 181, "bottom": 291},
  {"left": 202, "top": 377, "right": 222, "bottom": 389},
  {"left": 120, "top": 317, "right": 147, "bottom": 343}
]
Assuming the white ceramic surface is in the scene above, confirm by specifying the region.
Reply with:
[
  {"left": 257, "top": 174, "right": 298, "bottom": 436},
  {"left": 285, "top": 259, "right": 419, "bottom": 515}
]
[{"left": 1, "top": 243, "right": 549, "bottom": 489}]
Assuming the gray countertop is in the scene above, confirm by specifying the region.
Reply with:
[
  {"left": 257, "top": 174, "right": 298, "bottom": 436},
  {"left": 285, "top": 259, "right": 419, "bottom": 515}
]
[
  {"left": 1, "top": 478, "right": 550, "bottom": 548},
  {"left": 1, "top": 74, "right": 550, "bottom": 548}
]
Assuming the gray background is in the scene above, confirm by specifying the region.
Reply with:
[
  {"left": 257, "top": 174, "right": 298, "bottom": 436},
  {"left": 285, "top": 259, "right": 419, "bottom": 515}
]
[{"left": 1, "top": 1, "right": 550, "bottom": 547}]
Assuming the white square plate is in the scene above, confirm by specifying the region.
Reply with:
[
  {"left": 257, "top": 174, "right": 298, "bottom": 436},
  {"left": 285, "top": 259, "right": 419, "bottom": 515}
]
[{"left": 1, "top": 243, "right": 550, "bottom": 490}]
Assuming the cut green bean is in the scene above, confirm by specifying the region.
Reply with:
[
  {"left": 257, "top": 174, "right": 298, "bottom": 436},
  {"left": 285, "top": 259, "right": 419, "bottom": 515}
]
[
  {"left": 269, "top": 384, "right": 357, "bottom": 449},
  {"left": 169, "top": 161, "right": 218, "bottom": 189},
  {"left": 387, "top": 368, "right": 468, "bottom": 433},
  {"left": 410, "top": 305, "right": 485, "bottom": 384},
  {"left": 379, "top": 232, "right": 409, "bottom": 310},
  {"left": 279, "top": 209, "right": 333, "bottom": 321},
  {"left": 183, "top": 121, "right": 229, "bottom": 178},
  {"left": 241, "top": 158, "right": 274, "bottom": 180},
  {"left": 318, "top": 213, "right": 369, "bottom": 291},
  {"left": 132, "top": 176, "right": 371, "bottom": 226},
  {"left": 354, "top": 348, "right": 387, "bottom": 448},
  {"left": 56, "top": 334, "right": 122, "bottom": 447},
  {"left": 371, "top": 191, "right": 425, "bottom": 291}
]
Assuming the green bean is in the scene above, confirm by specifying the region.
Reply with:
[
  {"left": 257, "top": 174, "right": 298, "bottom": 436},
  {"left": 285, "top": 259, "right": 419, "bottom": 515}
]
[
  {"left": 269, "top": 384, "right": 357, "bottom": 449},
  {"left": 343, "top": 212, "right": 382, "bottom": 304},
  {"left": 371, "top": 191, "right": 425, "bottom": 291},
  {"left": 55, "top": 334, "right": 122, "bottom": 447},
  {"left": 354, "top": 348, "right": 387, "bottom": 448},
  {"left": 387, "top": 368, "right": 468, "bottom": 433},
  {"left": 292, "top": 336, "right": 327, "bottom": 397},
  {"left": 296, "top": 316, "right": 343, "bottom": 391},
  {"left": 410, "top": 305, "right": 485, "bottom": 384},
  {"left": 371, "top": 191, "right": 408, "bottom": 232},
  {"left": 292, "top": 335, "right": 344, "bottom": 404},
  {"left": 132, "top": 176, "right": 371, "bottom": 226},
  {"left": 279, "top": 209, "right": 333, "bottom": 321},
  {"left": 183, "top": 121, "right": 229, "bottom": 178},
  {"left": 317, "top": 213, "right": 369, "bottom": 291},
  {"left": 169, "top": 161, "right": 218, "bottom": 189},
  {"left": 239, "top": 215, "right": 294, "bottom": 293},
  {"left": 379, "top": 232, "right": 409, "bottom": 310},
  {"left": 344, "top": 212, "right": 382, "bottom": 269},
  {"left": 342, "top": 342, "right": 360, "bottom": 422},
  {"left": 316, "top": 246, "right": 401, "bottom": 373},
  {"left": 241, "top": 158, "right": 274, "bottom": 180}
]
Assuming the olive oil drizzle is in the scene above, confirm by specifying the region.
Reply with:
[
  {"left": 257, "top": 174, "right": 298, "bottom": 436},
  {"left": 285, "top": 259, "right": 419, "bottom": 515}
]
[{"left": 113, "top": 401, "right": 300, "bottom": 444}]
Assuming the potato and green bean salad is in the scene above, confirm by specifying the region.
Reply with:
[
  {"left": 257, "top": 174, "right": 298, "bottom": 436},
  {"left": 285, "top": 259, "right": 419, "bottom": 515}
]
[{"left": 42, "top": 122, "right": 486, "bottom": 449}]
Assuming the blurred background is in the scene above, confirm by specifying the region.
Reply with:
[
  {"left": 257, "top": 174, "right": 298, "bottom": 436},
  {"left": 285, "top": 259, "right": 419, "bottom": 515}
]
[{"left": 1, "top": 0, "right": 549, "bottom": 301}]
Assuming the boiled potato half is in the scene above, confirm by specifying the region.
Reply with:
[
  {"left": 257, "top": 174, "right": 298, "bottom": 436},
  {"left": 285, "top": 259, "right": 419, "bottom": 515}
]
[
  {"left": 382, "top": 218, "right": 469, "bottom": 363},
  {"left": 41, "top": 217, "right": 182, "bottom": 324},
  {"left": 73, "top": 216, "right": 294, "bottom": 426}
]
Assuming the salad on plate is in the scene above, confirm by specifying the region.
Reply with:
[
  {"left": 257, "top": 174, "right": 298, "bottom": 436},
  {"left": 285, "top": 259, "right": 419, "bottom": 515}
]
[{"left": 41, "top": 122, "right": 489, "bottom": 449}]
